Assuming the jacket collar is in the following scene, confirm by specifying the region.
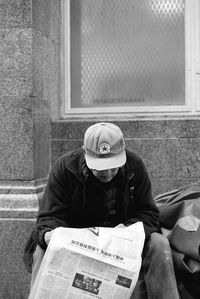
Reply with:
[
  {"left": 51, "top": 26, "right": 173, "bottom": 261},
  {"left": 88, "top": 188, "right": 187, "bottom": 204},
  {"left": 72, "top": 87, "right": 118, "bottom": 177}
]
[
  {"left": 65, "top": 148, "right": 134, "bottom": 182},
  {"left": 64, "top": 149, "right": 85, "bottom": 182}
]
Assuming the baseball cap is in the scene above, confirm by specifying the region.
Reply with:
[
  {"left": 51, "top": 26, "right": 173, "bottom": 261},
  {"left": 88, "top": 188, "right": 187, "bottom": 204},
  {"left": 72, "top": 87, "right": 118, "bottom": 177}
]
[{"left": 83, "top": 122, "right": 126, "bottom": 170}]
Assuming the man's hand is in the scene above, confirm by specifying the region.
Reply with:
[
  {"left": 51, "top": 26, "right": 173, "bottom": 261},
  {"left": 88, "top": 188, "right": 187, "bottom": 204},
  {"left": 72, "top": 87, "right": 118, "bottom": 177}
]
[{"left": 44, "top": 230, "right": 54, "bottom": 245}]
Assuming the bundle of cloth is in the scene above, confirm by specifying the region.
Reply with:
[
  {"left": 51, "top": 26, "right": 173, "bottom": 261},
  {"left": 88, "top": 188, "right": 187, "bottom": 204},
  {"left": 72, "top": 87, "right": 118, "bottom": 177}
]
[{"left": 155, "top": 183, "right": 200, "bottom": 299}]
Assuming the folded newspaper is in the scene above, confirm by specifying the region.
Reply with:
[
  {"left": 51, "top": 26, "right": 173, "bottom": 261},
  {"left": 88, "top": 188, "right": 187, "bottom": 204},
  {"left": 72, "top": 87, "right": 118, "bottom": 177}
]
[{"left": 29, "top": 222, "right": 145, "bottom": 299}]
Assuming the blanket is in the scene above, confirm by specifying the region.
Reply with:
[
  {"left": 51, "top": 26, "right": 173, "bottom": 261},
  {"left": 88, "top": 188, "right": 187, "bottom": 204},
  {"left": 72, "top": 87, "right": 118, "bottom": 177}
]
[{"left": 155, "top": 183, "right": 200, "bottom": 299}]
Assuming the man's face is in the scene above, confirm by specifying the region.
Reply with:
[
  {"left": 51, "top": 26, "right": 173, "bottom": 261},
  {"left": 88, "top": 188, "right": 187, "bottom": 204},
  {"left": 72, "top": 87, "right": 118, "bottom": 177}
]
[{"left": 90, "top": 167, "right": 119, "bottom": 183}]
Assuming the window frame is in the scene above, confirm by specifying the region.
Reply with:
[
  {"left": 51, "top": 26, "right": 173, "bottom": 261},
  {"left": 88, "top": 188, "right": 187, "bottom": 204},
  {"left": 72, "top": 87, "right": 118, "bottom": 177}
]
[{"left": 61, "top": 0, "right": 200, "bottom": 118}]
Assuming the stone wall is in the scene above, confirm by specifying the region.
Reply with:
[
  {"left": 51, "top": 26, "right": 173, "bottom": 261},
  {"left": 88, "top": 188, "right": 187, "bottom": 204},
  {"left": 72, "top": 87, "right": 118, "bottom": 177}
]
[{"left": 0, "top": 0, "right": 61, "bottom": 298}]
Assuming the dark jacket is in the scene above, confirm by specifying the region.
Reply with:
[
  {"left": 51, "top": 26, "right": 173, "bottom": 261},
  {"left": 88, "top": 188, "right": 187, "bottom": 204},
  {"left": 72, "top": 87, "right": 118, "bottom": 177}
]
[{"left": 23, "top": 148, "right": 159, "bottom": 272}]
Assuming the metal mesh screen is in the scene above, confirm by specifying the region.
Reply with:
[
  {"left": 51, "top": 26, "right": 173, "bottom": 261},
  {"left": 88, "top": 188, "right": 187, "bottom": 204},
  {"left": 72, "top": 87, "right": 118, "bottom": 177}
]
[{"left": 70, "top": 0, "right": 185, "bottom": 108}]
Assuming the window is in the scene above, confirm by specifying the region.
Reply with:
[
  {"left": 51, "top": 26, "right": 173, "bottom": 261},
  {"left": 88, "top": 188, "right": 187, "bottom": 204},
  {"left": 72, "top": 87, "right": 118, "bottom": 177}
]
[{"left": 62, "top": 0, "right": 200, "bottom": 117}]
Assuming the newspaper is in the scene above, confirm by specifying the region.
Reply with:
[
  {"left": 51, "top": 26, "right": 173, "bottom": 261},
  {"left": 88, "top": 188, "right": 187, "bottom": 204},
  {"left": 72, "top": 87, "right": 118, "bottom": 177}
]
[{"left": 29, "top": 222, "right": 145, "bottom": 299}]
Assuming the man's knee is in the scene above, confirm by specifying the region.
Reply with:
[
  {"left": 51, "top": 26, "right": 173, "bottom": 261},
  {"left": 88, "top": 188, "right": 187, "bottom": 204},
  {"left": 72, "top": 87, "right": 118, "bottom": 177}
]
[
  {"left": 32, "top": 245, "right": 45, "bottom": 266},
  {"left": 143, "top": 232, "right": 172, "bottom": 262},
  {"left": 31, "top": 245, "right": 45, "bottom": 288},
  {"left": 148, "top": 232, "right": 170, "bottom": 251}
]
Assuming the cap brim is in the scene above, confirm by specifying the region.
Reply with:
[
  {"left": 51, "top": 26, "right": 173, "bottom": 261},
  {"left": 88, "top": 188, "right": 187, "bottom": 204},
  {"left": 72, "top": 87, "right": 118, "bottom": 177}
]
[{"left": 85, "top": 150, "right": 126, "bottom": 170}]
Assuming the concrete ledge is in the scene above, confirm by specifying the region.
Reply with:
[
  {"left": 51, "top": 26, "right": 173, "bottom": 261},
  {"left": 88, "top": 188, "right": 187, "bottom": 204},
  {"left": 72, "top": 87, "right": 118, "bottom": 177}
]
[
  {"left": 0, "top": 219, "right": 34, "bottom": 299},
  {"left": 0, "top": 179, "right": 46, "bottom": 299}
]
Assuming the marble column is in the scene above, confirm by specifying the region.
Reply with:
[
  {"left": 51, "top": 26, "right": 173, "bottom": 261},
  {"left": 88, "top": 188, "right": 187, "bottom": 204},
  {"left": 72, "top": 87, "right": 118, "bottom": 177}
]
[{"left": 0, "top": 0, "right": 61, "bottom": 297}]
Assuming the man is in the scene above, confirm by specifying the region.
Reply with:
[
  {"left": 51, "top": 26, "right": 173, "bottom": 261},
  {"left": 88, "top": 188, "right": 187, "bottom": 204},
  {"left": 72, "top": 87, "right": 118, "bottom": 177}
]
[{"left": 24, "top": 122, "right": 180, "bottom": 298}]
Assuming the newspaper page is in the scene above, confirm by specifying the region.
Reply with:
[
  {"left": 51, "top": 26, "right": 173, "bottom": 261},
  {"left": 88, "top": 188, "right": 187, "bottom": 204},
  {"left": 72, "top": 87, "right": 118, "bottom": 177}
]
[{"left": 29, "top": 222, "right": 145, "bottom": 299}]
